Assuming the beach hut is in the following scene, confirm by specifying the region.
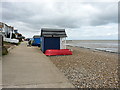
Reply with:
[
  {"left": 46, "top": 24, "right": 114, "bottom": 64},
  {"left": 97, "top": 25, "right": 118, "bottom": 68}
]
[
  {"left": 32, "top": 35, "right": 41, "bottom": 47},
  {"left": 41, "top": 28, "right": 67, "bottom": 52}
]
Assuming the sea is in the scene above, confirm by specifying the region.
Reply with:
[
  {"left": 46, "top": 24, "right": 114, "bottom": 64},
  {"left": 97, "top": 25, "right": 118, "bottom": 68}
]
[{"left": 66, "top": 40, "right": 119, "bottom": 54}]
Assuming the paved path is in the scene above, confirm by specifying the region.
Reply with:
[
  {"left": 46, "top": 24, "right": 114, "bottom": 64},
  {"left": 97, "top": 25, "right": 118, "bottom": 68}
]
[{"left": 2, "top": 42, "right": 74, "bottom": 88}]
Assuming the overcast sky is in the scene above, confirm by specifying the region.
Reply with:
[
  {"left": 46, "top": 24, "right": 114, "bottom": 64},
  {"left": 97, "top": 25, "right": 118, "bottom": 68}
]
[{"left": 0, "top": 0, "right": 118, "bottom": 40}]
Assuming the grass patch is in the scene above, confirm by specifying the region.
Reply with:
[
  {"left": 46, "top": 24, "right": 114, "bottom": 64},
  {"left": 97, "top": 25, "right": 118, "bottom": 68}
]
[
  {"left": 3, "top": 41, "right": 21, "bottom": 46},
  {"left": 17, "top": 42, "right": 21, "bottom": 45},
  {"left": 3, "top": 41, "right": 11, "bottom": 45},
  {"left": 2, "top": 41, "right": 21, "bottom": 55},
  {"left": 2, "top": 46, "right": 8, "bottom": 55}
]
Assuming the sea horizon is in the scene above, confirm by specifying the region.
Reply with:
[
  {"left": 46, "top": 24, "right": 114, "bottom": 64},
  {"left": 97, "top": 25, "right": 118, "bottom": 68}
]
[{"left": 66, "top": 40, "right": 118, "bottom": 53}]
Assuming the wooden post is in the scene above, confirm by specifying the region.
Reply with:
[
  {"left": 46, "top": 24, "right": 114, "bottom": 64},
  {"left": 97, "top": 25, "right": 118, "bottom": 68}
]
[
  {"left": 0, "top": 34, "right": 3, "bottom": 57},
  {"left": 0, "top": 34, "right": 3, "bottom": 46}
]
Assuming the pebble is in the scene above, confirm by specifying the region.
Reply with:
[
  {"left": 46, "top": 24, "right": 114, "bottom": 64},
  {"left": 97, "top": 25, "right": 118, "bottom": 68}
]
[{"left": 49, "top": 46, "right": 119, "bottom": 88}]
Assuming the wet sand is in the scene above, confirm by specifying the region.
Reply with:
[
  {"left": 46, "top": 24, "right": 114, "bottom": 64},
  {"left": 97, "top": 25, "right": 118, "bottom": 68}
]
[{"left": 49, "top": 46, "right": 119, "bottom": 88}]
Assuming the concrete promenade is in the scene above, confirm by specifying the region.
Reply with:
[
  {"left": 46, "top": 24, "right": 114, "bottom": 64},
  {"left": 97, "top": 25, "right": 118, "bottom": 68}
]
[{"left": 2, "top": 42, "right": 74, "bottom": 88}]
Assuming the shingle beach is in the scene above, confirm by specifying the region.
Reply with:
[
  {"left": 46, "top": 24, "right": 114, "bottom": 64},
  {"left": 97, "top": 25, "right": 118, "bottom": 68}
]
[{"left": 49, "top": 46, "right": 119, "bottom": 88}]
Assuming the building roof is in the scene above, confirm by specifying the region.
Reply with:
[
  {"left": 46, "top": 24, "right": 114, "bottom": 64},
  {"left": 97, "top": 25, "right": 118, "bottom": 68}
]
[
  {"left": 14, "top": 29, "right": 18, "bottom": 34},
  {"left": 41, "top": 28, "right": 67, "bottom": 37},
  {"left": 33, "top": 35, "right": 41, "bottom": 38}
]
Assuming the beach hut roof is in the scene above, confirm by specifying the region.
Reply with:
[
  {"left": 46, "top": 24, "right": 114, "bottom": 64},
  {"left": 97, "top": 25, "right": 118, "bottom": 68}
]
[
  {"left": 41, "top": 28, "right": 67, "bottom": 37},
  {"left": 33, "top": 35, "right": 41, "bottom": 38}
]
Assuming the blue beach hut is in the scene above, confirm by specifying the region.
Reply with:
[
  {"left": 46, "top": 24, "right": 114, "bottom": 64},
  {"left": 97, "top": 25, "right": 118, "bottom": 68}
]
[
  {"left": 41, "top": 28, "right": 67, "bottom": 52},
  {"left": 32, "top": 35, "right": 41, "bottom": 47}
]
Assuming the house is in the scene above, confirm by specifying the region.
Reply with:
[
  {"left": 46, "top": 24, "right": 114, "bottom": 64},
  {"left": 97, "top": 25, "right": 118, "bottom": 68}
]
[
  {"left": 0, "top": 22, "right": 19, "bottom": 44},
  {"left": 0, "top": 22, "right": 14, "bottom": 39},
  {"left": 14, "top": 29, "right": 25, "bottom": 42},
  {"left": 41, "top": 28, "right": 67, "bottom": 52},
  {"left": 32, "top": 35, "right": 41, "bottom": 47},
  {"left": 0, "top": 22, "right": 8, "bottom": 38},
  {"left": 14, "top": 29, "right": 18, "bottom": 33},
  {"left": 14, "top": 29, "right": 18, "bottom": 38},
  {"left": 0, "top": 22, "right": 5, "bottom": 37},
  {"left": 8, "top": 26, "right": 14, "bottom": 39}
]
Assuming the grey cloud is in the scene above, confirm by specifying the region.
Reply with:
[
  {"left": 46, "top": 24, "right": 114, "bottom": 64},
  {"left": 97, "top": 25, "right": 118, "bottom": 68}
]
[
  {"left": 89, "top": 2, "right": 118, "bottom": 26},
  {"left": 2, "top": 2, "right": 117, "bottom": 27},
  {"left": 1, "top": 2, "right": 118, "bottom": 38},
  {"left": 2, "top": 3, "right": 35, "bottom": 22}
]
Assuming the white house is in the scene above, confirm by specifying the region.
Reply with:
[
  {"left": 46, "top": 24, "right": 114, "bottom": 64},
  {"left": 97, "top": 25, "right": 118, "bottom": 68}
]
[
  {"left": 0, "top": 22, "right": 19, "bottom": 44},
  {"left": 8, "top": 26, "right": 14, "bottom": 39},
  {"left": 0, "top": 22, "right": 14, "bottom": 39}
]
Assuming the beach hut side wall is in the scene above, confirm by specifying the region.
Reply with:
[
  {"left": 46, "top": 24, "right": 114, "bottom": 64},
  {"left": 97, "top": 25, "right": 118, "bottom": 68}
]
[
  {"left": 60, "top": 37, "right": 66, "bottom": 49},
  {"left": 41, "top": 37, "right": 44, "bottom": 52}
]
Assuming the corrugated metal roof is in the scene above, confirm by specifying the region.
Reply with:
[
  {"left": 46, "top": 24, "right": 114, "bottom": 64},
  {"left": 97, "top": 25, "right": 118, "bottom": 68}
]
[{"left": 41, "top": 28, "right": 67, "bottom": 37}]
